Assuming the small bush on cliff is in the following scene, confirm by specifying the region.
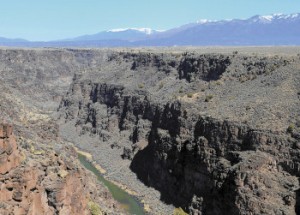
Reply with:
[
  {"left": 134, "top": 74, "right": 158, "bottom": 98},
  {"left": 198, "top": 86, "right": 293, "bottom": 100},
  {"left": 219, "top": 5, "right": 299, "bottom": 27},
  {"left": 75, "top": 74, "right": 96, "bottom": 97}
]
[
  {"left": 287, "top": 124, "right": 295, "bottom": 133},
  {"left": 173, "top": 207, "right": 188, "bottom": 215},
  {"left": 179, "top": 86, "right": 184, "bottom": 93},
  {"left": 205, "top": 95, "right": 213, "bottom": 102},
  {"left": 215, "top": 81, "right": 222, "bottom": 85},
  {"left": 88, "top": 201, "right": 102, "bottom": 215},
  {"left": 187, "top": 93, "right": 194, "bottom": 98},
  {"left": 158, "top": 82, "right": 164, "bottom": 89},
  {"left": 138, "top": 83, "right": 144, "bottom": 89}
]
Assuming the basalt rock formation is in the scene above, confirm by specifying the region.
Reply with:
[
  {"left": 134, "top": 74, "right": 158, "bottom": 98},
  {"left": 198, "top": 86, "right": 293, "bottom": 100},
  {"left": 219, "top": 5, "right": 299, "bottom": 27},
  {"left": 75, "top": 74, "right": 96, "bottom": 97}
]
[
  {"left": 0, "top": 48, "right": 112, "bottom": 112},
  {"left": 0, "top": 124, "right": 21, "bottom": 174},
  {"left": 59, "top": 49, "right": 300, "bottom": 214},
  {"left": 0, "top": 48, "right": 129, "bottom": 215},
  {"left": 0, "top": 124, "right": 122, "bottom": 215},
  {"left": 0, "top": 47, "right": 299, "bottom": 215}
]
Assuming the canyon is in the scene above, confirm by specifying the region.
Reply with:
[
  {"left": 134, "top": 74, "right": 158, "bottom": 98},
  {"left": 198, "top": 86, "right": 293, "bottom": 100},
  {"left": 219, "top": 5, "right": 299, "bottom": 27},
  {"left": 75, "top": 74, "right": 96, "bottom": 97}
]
[{"left": 0, "top": 47, "right": 300, "bottom": 214}]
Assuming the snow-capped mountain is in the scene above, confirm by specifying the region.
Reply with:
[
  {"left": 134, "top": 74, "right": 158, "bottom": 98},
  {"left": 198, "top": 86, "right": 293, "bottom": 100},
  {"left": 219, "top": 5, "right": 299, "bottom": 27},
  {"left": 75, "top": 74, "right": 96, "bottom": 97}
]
[
  {"left": 107, "top": 28, "right": 164, "bottom": 35},
  {"left": 138, "top": 13, "right": 300, "bottom": 46},
  {"left": 248, "top": 13, "right": 300, "bottom": 23},
  {"left": 63, "top": 12, "right": 300, "bottom": 46},
  {"left": 65, "top": 28, "right": 163, "bottom": 42},
  {"left": 0, "top": 13, "right": 299, "bottom": 47}
]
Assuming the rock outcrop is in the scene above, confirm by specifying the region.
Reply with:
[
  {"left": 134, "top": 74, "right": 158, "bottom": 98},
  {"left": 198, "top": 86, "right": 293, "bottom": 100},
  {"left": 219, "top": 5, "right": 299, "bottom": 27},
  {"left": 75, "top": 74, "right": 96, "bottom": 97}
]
[
  {"left": 0, "top": 124, "right": 121, "bottom": 215},
  {"left": 59, "top": 50, "right": 300, "bottom": 214},
  {"left": 0, "top": 124, "right": 21, "bottom": 174},
  {"left": 0, "top": 47, "right": 299, "bottom": 214}
]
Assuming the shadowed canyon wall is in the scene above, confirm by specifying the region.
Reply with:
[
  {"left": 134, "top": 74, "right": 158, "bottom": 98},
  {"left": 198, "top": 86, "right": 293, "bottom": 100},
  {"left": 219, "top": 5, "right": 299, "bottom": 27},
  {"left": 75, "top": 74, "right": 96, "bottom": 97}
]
[{"left": 59, "top": 51, "right": 300, "bottom": 214}]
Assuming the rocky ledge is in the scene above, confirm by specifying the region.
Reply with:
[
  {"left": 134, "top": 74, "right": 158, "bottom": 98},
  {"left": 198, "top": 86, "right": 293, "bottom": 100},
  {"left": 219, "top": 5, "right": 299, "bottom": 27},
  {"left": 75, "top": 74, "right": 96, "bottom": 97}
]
[
  {"left": 0, "top": 124, "right": 122, "bottom": 215},
  {"left": 0, "top": 124, "right": 21, "bottom": 174},
  {"left": 59, "top": 50, "right": 300, "bottom": 214}
]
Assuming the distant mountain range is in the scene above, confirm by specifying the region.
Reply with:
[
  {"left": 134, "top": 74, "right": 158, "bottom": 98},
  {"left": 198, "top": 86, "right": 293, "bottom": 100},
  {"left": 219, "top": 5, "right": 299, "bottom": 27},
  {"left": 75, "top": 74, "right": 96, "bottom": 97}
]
[
  {"left": 1, "top": 13, "right": 300, "bottom": 47},
  {"left": 0, "top": 37, "right": 28, "bottom": 45},
  {"left": 64, "top": 28, "right": 164, "bottom": 42}
]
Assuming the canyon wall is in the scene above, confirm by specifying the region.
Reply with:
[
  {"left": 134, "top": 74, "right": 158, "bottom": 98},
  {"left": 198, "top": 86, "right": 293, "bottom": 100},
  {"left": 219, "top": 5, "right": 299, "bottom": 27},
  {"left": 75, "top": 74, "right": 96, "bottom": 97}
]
[
  {"left": 59, "top": 50, "right": 300, "bottom": 214},
  {"left": 0, "top": 124, "right": 122, "bottom": 215},
  {"left": 0, "top": 47, "right": 299, "bottom": 214}
]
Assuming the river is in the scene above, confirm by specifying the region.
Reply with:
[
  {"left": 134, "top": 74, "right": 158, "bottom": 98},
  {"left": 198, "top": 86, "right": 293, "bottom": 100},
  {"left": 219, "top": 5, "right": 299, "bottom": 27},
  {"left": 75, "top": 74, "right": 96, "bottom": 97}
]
[{"left": 78, "top": 153, "right": 145, "bottom": 215}]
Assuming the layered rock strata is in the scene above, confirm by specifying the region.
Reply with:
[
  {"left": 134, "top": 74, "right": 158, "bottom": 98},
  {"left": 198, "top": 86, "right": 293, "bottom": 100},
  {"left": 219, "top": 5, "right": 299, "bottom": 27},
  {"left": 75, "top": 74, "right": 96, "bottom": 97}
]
[{"left": 59, "top": 51, "right": 300, "bottom": 214}]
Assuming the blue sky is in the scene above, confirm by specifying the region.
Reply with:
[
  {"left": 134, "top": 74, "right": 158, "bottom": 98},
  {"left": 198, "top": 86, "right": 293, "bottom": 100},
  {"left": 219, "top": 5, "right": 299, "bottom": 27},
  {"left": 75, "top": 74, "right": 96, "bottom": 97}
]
[{"left": 0, "top": 0, "right": 299, "bottom": 41}]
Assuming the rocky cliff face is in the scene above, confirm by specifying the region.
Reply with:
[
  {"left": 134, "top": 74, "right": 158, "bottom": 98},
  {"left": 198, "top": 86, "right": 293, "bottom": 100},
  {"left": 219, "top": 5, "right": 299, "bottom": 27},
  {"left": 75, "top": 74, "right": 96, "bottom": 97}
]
[
  {"left": 0, "top": 48, "right": 132, "bottom": 215},
  {"left": 131, "top": 115, "right": 299, "bottom": 214},
  {"left": 0, "top": 124, "right": 21, "bottom": 174},
  {"left": 0, "top": 48, "right": 112, "bottom": 113},
  {"left": 0, "top": 124, "right": 121, "bottom": 215},
  {"left": 59, "top": 49, "right": 300, "bottom": 214},
  {"left": 0, "top": 47, "right": 299, "bottom": 215}
]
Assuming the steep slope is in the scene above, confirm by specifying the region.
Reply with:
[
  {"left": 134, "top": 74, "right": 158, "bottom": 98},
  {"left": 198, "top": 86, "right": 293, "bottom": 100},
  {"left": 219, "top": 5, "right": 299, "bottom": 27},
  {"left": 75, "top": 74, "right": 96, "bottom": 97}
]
[
  {"left": 0, "top": 124, "right": 122, "bottom": 215},
  {"left": 0, "top": 48, "right": 127, "bottom": 215},
  {"left": 1, "top": 47, "right": 299, "bottom": 214},
  {"left": 0, "top": 48, "right": 113, "bottom": 110},
  {"left": 58, "top": 48, "right": 300, "bottom": 214}
]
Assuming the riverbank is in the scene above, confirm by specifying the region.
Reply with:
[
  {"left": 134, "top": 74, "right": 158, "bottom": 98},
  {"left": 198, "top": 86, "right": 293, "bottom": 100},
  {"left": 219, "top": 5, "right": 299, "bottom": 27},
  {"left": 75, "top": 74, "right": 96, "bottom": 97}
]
[
  {"left": 61, "top": 121, "right": 174, "bottom": 215},
  {"left": 75, "top": 147, "right": 107, "bottom": 174},
  {"left": 76, "top": 148, "right": 138, "bottom": 197},
  {"left": 75, "top": 147, "right": 150, "bottom": 215},
  {"left": 78, "top": 153, "right": 146, "bottom": 215}
]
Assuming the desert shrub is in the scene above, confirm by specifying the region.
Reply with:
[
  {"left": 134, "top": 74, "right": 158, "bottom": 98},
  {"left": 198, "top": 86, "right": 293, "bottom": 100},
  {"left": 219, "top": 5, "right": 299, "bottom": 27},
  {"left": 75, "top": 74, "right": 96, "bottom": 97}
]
[
  {"left": 239, "top": 76, "right": 247, "bottom": 83},
  {"left": 187, "top": 93, "right": 193, "bottom": 98},
  {"left": 88, "top": 201, "right": 102, "bottom": 215},
  {"left": 179, "top": 86, "right": 184, "bottom": 93},
  {"left": 205, "top": 95, "right": 213, "bottom": 102},
  {"left": 159, "top": 82, "right": 164, "bottom": 89},
  {"left": 268, "top": 65, "right": 276, "bottom": 72},
  {"left": 245, "top": 106, "right": 251, "bottom": 111},
  {"left": 174, "top": 207, "right": 188, "bottom": 215},
  {"left": 287, "top": 124, "right": 295, "bottom": 133},
  {"left": 215, "top": 81, "right": 222, "bottom": 85}
]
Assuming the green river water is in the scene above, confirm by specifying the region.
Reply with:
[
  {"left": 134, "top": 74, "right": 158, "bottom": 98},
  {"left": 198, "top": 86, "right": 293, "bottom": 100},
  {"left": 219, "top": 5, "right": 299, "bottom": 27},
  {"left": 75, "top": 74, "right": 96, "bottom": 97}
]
[{"left": 78, "top": 153, "right": 145, "bottom": 215}]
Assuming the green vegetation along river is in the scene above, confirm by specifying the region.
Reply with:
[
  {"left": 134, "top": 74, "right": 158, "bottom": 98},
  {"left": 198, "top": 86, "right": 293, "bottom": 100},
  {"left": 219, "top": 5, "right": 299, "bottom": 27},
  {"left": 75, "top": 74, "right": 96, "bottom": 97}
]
[{"left": 78, "top": 153, "right": 145, "bottom": 215}]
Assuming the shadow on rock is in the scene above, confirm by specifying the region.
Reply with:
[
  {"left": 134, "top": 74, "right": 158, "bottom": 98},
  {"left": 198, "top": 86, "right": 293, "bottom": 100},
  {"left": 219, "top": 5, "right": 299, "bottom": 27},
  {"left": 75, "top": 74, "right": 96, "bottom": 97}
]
[
  {"left": 130, "top": 142, "right": 194, "bottom": 208},
  {"left": 296, "top": 183, "right": 300, "bottom": 214}
]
